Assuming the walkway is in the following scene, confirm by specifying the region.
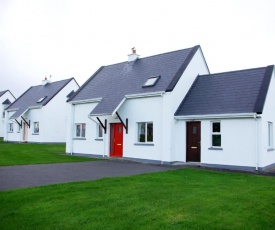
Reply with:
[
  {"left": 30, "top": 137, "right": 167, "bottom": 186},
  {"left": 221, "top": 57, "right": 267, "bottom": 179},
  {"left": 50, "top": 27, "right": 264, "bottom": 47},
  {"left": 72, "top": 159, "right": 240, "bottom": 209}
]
[{"left": 0, "top": 160, "right": 171, "bottom": 191}]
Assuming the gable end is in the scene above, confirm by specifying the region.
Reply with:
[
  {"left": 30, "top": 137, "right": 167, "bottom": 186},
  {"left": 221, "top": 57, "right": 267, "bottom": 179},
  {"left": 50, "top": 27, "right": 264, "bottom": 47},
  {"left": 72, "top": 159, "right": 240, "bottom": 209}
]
[
  {"left": 165, "top": 45, "right": 200, "bottom": 92},
  {"left": 174, "top": 75, "right": 200, "bottom": 116},
  {"left": 42, "top": 78, "right": 75, "bottom": 106},
  {"left": 253, "top": 65, "right": 274, "bottom": 114}
]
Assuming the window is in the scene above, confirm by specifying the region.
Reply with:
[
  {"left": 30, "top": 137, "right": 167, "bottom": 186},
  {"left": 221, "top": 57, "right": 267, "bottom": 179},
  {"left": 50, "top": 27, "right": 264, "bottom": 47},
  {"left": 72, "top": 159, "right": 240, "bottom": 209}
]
[
  {"left": 211, "top": 122, "right": 221, "bottom": 147},
  {"left": 137, "top": 122, "right": 153, "bottom": 143},
  {"left": 268, "top": 122, "right": 273, "bottom": 148},
  {"left": 34, "top": 122, "right": 39, "bottom": 134},
  {"left": 37, "top": 96, "right": 47, "bottom": 103},
  {"left": 9, "top": 123, "right": 13, "bottom": 132},
  {"left": 75, "top": 123, "right": 86, "bottom": 138},
  {"left": 2, "top": 112, "right": 5, "bottom": 119},
  {"left": 142, "top": 75, "right": 161, "bottom": 87},
  {"left": 97, "top": 124, "right": 103, "bottom": 138}
]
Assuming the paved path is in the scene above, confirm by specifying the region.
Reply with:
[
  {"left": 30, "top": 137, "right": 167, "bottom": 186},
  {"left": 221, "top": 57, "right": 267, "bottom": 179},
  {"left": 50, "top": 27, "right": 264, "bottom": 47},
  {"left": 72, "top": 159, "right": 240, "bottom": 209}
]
[{"left": 0, "top": 160, "right": 171, "bottom": 191}]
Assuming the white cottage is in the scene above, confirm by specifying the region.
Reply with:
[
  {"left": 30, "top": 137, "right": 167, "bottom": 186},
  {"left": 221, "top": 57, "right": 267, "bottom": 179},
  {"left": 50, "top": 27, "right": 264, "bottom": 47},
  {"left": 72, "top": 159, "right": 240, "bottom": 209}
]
[
  {"left": 66, "top": 46, "right": 209, "bottom": 163},
  {"left": 174, "top": 65, "right": 275, "bottom": 171},
  {"left": 0, "top": 90, "right": 16, "bottom": 137},
  {"left": 5, "top": 78, "right": 79, "bottom": 143}
]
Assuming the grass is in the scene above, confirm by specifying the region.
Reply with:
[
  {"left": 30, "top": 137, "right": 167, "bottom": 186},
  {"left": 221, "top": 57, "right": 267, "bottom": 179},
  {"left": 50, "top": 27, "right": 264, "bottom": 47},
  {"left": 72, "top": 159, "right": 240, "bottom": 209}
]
[
  {"left": 0, "top": 137, "right": 98, "bottom": 166},
  {"left": 1, "top": 168, "right": 275, "bottom": 229}
]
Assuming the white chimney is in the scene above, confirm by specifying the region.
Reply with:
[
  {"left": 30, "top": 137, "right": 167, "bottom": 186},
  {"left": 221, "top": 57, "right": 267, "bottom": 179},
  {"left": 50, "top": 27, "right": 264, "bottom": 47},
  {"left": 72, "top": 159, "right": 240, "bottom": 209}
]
[
  {"left": 42, "top": 76, "right": 50, "bottom": 85},
  {"left": 128, "top": 47, "right": 139, "bottom": 63}
]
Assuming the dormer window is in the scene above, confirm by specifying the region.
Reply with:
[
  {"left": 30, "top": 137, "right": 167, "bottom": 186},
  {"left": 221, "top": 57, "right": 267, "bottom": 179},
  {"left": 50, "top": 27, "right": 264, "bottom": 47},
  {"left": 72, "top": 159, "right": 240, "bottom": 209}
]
[
  {"left": 142, "top": 75, "right": 161, "bottom": 88},
  {"left": 37, "top": 96, "right": 47, "bottom": 103}
]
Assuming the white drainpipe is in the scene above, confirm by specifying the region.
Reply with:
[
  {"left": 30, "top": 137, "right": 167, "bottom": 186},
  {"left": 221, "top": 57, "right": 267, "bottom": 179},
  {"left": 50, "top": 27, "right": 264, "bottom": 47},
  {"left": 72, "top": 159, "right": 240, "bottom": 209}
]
[
  {"left": 254, "top": 114, "right": 259, "bottom": 171},
  {"left": 70, "top": 104, "right": 75, "bottom": 155}
]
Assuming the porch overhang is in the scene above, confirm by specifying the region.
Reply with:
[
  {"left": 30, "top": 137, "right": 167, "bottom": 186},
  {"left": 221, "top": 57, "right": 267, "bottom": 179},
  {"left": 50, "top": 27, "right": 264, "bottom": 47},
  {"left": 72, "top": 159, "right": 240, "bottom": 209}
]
[
  {"left": 9, "top": 108, "right": 29, "bottom": 120},
  {"left": 70, "top": 98, "right": 102, "bottom": 105}
]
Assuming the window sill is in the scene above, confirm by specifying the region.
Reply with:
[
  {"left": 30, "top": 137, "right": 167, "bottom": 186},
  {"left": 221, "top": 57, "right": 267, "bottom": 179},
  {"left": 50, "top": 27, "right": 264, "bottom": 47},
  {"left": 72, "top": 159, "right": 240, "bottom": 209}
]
[
  {"left": 8, "top": 132, "right": 13, "bottom": 133},
  {"left": 208, "top": 147, "right": 223, "bottom": 151},
  {"left": 134, "top": 143, "right": 154, "bottom": 146},
  {"left": 267, "top": 148, "right": 274, "bottom": 152},
  {"left": 73, "top": 137, "right": 86, "bottom": 140},
  {"left": 32, "top": 133, "right": 39, "bottom": 135},
  {"left": 95, "top": 138, "right": 103, "bottom": 141}
]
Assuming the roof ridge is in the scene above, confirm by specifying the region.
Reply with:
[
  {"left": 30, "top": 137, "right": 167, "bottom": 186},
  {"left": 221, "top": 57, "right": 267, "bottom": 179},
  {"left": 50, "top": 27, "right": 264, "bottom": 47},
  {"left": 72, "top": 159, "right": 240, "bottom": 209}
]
[
  {"left": 102, "top": 45, "right": 198, "bottom": 68},
  {"left": 166, "top": 45, "right": 200, "bottom": 92},
  {"left": 199, "top": 66, "right": 268, "bottom": 77},
  {"left": 31, "top": 77, "right": 74, "bottom": 88}
]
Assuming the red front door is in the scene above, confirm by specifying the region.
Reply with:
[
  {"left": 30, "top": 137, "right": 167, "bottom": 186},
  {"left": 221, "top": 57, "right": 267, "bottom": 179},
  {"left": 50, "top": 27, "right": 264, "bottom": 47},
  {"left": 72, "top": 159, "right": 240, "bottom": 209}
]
[{"left": 110, "top": 123, "right": 123, "bottom": 157}]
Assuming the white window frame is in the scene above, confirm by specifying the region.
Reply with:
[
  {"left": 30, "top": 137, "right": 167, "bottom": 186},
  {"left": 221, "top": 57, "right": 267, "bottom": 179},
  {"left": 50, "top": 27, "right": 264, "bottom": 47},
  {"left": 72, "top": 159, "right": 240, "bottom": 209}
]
[
  {"left": 137, "top": 122, "right": 153, "bottom": 143},
  {"left": 75, "top": 123, "right": 86, "bottom": 138},
  {"left": 268, "top": 122, "right": 273, "bottom": 148},
  {"left": 211, "top": 121, "right": 221, "bottom": 147},
  {"left": 142, "top": 76, "right": 160, "bottom": 87},
  {"left": 97, "top": 124, "right": 103, "bottom": 139},
  {"left": 37, "top": 96, "right": 47, "bottom": 103},
  {"left": 9, "top": 123, "right": 13, "bottom": 132},
  {"left": 33, "top": 122, "right": 39, "bottom": 134}
]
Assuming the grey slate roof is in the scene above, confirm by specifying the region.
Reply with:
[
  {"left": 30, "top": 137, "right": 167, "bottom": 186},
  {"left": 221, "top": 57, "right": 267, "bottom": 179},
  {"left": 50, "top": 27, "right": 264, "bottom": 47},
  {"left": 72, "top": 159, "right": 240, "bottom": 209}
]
[
  {"left": 7, "top": 78, "right": 74, "bottom": 119},
  {"left": 69, "top": 45, "right": 202, "bottom": 115},
  {"left": 2, "top": 99, "right": 11, "bottom": 105},
  {"left": 0, "top": 90, "right": 8, "bottom": 97},
  {"left": 175, "top": 65, "right": 274, "bottom": 116}
]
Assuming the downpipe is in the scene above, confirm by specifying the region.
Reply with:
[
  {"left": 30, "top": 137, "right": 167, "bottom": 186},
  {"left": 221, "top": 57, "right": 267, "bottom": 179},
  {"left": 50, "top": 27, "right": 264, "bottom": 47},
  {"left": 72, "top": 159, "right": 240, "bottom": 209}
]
[{"left": 254, "top": 114, "right": 259, "bottom": 171}]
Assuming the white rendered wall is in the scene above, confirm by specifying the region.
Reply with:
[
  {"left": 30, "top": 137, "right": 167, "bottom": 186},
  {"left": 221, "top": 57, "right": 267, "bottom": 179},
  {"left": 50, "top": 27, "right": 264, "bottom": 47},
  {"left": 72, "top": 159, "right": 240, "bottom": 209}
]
[
  {"left": 67, "top": 96, "right": 164, "bottom": 162},
  {"left": 40, "top": 79, "right": 79, "bottom": 143},
  {"left": 4, "top": 110, "right": 21, "bottom": 141},
  {"left": 200, "top": 119, "right": 257, "bottom": 167},
  {"left": 66, "top": 102, "right": 105, "bottom": 154},
  {"left": 23, "top": 109, "right": 42, "bottom": 142},
  {"left": 260, "top": 68, "right": 275, "bottom": 168},
  {"left": 173, "top": 120, "right": 187, "bottom": 162},
  {"left": 118, "top": 96, "right": 163, "bottom": 161},
  {"left": 167, "top": 48, "right": 209, "bottom": 162},
  {"left": 175, "top": 118, "right": 258, "bottom": 168},
  {"left": 0, "top": 91, "right": 15, "bottom": 137}
]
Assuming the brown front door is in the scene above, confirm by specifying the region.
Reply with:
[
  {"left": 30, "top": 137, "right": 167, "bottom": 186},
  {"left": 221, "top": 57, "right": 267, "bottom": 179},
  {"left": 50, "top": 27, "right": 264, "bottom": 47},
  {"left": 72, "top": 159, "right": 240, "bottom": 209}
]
[
  {"left": 186, "top": 122, "right": 201, "bottom": 162},
  {"left": 110, "top": 123, "right": 123, "bottom": 157}
]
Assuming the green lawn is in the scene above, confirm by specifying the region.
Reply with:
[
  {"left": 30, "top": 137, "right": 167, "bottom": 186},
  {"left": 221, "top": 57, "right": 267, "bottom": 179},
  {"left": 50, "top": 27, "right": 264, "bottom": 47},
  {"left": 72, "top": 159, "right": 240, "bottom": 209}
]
[
  {"left": 0, "top": 138, "right": 98, "bottom": 166},
  {"left": 1, "top": 168, "right": 275, "bottom": 229}
]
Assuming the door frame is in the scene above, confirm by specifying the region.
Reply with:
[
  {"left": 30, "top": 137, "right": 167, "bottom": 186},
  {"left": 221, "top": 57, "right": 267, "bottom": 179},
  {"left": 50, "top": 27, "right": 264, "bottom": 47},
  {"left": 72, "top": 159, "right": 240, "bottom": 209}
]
[
  {"left": 186, "top": 121, "right": 201, "bottom": 162},
  {"left": 110, "top": 123, "right": 124, "bottom": 157}
]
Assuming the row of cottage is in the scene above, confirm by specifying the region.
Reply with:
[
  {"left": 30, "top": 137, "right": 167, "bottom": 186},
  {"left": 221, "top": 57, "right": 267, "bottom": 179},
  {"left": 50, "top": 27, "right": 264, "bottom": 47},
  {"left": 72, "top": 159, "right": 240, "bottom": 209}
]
[{"left": 1, "top": 45, "right": 275, "bottom": 171}]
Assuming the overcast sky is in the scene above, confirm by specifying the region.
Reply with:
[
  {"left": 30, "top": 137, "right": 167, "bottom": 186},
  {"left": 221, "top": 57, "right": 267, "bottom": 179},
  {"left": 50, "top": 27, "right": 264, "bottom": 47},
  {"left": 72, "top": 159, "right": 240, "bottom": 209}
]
[{"left": 0, "top": 0, "right": 274, "bottom": 97}]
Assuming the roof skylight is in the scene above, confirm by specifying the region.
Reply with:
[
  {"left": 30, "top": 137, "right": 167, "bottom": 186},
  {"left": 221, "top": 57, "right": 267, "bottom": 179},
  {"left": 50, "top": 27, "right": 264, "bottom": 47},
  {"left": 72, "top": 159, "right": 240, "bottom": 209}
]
[
  {"left": 143, "top": 75, "right": 161, "bottom": 88},
  {"left": 37, "top": 96, "right": 47, "bottom": 103}
]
